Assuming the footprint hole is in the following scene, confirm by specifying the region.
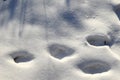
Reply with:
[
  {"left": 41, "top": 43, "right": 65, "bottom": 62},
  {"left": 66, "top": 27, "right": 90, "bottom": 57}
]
[
  {"left": 113, "top": 4, "right": 120, "bottom": 20},
  {"left": 10, "top": 50, "right": 34, "bottom": 63},
  {"left": 77, "top": 60, "right": 111, "bottom": 74},
  {"left": 86, "top": 34, "right": 111, "bottom": 46},
  {"left": 48, "top": 43, "right": 75, "bottom": 59}
]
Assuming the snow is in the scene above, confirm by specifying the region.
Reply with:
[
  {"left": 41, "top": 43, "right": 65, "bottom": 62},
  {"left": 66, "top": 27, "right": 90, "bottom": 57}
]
[{"left": 0, "top": 0, "right": 120, "bottom": 80}]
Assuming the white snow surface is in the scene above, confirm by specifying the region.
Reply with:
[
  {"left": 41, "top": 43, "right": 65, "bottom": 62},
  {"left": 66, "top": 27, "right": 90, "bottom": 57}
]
[{"left": 0, "top": 0, "right": 120, "bottom": 80}]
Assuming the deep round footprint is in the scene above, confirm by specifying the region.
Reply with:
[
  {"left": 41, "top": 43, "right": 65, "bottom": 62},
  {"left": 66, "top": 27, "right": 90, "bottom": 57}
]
[
  {"left": 77, "top": 60, "right": 111, "bottom": 74},
  {"left": 48, "top": 43, "right": 75, "bottom": 59},
  {"left": 10, "top": 50, "right": 34, "bottom": 63},
  {"left": 86, "top": 34, "right": 111, "bottom": 46}
]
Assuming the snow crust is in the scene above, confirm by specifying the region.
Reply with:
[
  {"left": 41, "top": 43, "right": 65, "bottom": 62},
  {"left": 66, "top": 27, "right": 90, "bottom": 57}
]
[{"left": 0, "top": 0, "right": 120, "bottom": 80}]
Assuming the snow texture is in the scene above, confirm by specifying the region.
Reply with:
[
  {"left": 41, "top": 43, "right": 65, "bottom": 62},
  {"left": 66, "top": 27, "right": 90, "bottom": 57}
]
[{"left": 0, "top": 0, "right": 120, "bottom": 80}]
